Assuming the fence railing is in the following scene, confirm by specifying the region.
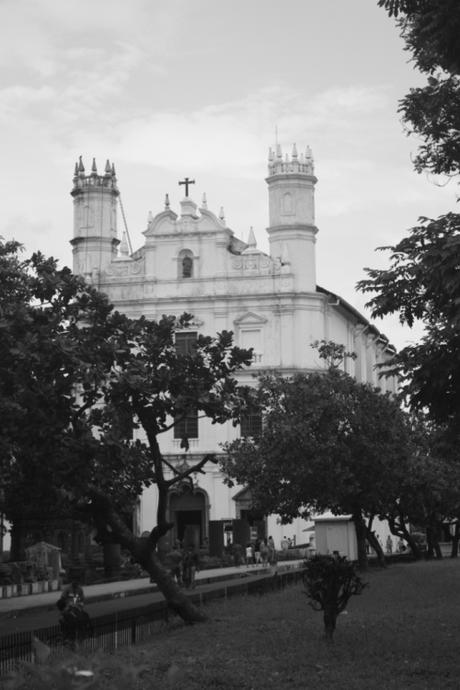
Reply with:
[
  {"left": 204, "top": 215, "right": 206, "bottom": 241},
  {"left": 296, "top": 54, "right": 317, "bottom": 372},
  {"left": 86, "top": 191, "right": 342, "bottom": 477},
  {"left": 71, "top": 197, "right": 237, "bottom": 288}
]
[{"left": 0, "top": 568, "right": 305, "bottom": 675}]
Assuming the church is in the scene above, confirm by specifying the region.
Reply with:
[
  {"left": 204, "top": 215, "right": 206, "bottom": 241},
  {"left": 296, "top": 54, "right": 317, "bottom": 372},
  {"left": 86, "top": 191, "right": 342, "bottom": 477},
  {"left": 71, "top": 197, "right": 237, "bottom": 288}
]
[{"left": 70, "top": 143, "right": 397, "bottom": 551}]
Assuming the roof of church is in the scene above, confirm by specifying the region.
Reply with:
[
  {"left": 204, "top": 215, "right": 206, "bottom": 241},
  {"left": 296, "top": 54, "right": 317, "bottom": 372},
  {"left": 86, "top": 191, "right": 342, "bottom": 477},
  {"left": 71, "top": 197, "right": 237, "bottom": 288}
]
[{"left": 316, "top": 285, "right": 395, "bottom": 354}]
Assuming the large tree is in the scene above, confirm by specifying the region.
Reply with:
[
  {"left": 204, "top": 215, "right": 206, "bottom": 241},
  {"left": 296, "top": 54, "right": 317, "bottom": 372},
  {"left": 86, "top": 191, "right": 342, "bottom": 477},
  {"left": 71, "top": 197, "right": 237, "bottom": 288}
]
[
  {"left": 221, "top": 362, "right": 413, "bottom": 568},
  {"left": 357, "top": 215, "right": 460, "bottom": 427},
  {"left": 356, "top": 2, "right": 460, "bottom": 429},
  {"left": 0, "top": 241, "right": 251, "bottom": 622},
  {"left": 383, "top": 419, "right": 460, "bottom": 559}
]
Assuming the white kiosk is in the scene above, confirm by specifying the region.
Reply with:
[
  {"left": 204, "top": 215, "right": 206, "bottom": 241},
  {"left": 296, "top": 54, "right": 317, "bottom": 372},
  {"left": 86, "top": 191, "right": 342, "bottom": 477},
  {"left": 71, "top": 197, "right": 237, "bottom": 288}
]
[{"left": 314, "top": 515, "right": 358, "bottom": 561}]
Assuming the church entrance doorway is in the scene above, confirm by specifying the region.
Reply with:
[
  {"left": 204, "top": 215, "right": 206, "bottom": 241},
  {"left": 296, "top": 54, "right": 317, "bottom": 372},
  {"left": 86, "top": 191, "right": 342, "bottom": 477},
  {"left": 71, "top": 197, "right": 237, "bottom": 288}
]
[
  {"left": 233, "top": 488, "right": 266, "bottom": 541},
  {"left": 169, "top": 487, "right": 208, "bottom": 547}
]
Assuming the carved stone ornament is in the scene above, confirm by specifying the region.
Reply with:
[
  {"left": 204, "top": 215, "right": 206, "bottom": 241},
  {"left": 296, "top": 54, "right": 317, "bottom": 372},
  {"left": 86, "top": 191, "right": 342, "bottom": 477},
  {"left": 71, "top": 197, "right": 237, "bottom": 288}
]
[
  {"left": 104, "top": 258, "right": 145, "bottom": 276},
  {"left": 231, "top": 254, "right": 281, "bottom": 275}
]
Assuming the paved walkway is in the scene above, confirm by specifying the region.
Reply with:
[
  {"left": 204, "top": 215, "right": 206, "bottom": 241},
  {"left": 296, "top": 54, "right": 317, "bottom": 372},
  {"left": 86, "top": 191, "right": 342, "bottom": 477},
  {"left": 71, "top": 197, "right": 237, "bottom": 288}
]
[{"left": 0, "top": 560, "right": 304, "bottom": 634}]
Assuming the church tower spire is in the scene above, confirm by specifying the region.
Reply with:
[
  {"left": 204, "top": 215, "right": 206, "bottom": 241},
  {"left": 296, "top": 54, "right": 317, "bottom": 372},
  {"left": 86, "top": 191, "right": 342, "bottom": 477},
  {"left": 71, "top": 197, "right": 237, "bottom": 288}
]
[
  {"left": 70, "top": 157, "right": 120, "bottom": 280},
  {"left": 266, "top": 143, "right": 318, "bottom": 291}
]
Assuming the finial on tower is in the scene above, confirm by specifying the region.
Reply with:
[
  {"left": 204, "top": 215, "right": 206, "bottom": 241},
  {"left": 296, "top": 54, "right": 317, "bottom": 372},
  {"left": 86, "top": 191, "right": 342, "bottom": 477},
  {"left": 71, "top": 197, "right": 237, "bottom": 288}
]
[
  {"left": 119, "top": 230, "right": 130, "bottom": 257},
  {"left": 242, "top": 226, "right": 260, "bottom": 255},
  {"left": 201, "top": 192, "right": 208, "bottom": 209},
  {"left": 78, "top": 156, "right": 85, "bottom": 174},
  {"left": 91, "top": 158, "right": 98, "bottom": 176},
  {"left": 104, "top": 159, "right": 112, "bottom": 176},
  {"left": 164, "top": 193, "right": 170, "bottom": 209},
  {"left": 219, "top": 206, "right": 225, "bottom": 222},
  {"left": 267, "top": 142, "right": 315, "bottom": 176}
]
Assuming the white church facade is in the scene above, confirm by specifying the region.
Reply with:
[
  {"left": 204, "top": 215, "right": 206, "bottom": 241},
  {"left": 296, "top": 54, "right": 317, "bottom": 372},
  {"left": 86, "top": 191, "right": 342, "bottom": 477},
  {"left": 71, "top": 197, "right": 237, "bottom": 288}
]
[{"left": 70, "top": 145, "right": 397, "bottom": 551}]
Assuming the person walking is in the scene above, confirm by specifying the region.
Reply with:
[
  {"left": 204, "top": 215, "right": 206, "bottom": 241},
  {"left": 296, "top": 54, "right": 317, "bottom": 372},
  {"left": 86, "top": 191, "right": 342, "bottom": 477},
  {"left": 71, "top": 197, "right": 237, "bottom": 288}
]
[
  {"left": 182, "top": 546, "right": 200, "bottom": 588},
  {"left": 245, "top": 543, "right": 254, "bottom": 567},
  {"left": 260, "top": 538, "right": 269, "bottom": 565}
]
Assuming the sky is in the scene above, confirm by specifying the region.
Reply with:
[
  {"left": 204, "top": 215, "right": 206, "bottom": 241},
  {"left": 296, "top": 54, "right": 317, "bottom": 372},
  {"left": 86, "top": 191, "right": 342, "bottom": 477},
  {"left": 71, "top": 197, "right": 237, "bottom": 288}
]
[{"left": 0, "top": 0, "right": 457, "bottom": 350}]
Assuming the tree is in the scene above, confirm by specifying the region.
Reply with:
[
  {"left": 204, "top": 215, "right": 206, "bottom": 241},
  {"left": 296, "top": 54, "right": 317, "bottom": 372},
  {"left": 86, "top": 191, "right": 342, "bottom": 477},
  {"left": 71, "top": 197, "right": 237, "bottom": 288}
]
[
  {"left": 394, "top": 424, "right": 460, "bottom": 559},
  {"left": 357, "top": 215, "right": 460, "bottom": 427},
  {"left": 379, "top": 0, "right": 460, "bottom": 175},
  {"left": 221, "top": 362, "right": 413, "bottom": 569},
  {"left": 303, "top": 555, "right": 367, "bottom": 641},
  {"left": 0, "top": 241, "right": 252, "bottom": 622},
  {"left": 357, "top": 2, "right": 460, "bottom": 428}
]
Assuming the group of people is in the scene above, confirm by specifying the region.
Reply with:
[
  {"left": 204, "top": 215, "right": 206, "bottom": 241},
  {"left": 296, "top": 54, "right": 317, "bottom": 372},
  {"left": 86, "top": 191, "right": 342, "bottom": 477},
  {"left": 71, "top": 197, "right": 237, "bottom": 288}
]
[
  {"left": 244, "top": 536, "right": 276, "bottom": 566},
  {"left": 165, "top": 543, "right": 200, "bottom": 589},
  {"left": 280, "top": 536, "right": 295, "bottom": 551}
]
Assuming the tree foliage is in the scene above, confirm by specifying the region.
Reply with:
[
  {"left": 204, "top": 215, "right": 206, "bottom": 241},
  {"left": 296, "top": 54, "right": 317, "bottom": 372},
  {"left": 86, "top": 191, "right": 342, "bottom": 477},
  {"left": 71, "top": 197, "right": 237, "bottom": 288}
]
[
  {"left": 221, "top": 366, "right": 413, "bottom": 567},
  {"left": 358, "top": 2, "right": 460, "bottom": 429},
  {"left": 379, "top": 0, "right": 460, "bottom": 176},
  {"left": 358, "top": 214, "right": 460, "bottom": 425},
  {"left": 0, "top": 240, "right": 252, "bottom": 621},
  {"left": 395, "top": 423, "right": 460, "bottom": 558}
]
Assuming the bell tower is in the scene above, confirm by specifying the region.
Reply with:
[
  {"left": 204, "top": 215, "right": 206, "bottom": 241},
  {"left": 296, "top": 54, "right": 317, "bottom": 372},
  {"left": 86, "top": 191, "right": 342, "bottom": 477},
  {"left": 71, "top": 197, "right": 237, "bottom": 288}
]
[
  {"left": 266, "top": 144, "right": 318, "bottom": 292},
  {"left": 70, "top": 157, "right": 120, "bottom": 281}
]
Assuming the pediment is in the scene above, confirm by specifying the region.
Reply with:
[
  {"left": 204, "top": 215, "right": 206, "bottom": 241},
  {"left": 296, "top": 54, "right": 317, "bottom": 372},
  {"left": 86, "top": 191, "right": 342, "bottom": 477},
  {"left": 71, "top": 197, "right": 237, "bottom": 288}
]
[
  {"left": 232, "top": 486, "right": 252, "bottom": 502},
  {"left": 233, "top": 311, "right": 268, "bottom": 326},
  {"left": 143, "top": 209, "right": 177, "bottom": 237}
]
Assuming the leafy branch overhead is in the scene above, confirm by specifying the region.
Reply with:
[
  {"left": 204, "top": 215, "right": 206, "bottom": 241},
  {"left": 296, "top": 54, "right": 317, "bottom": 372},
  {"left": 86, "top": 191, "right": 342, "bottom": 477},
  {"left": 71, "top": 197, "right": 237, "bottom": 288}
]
[{"left": 358, "top": 2, "right": 460, "bottom": 429}]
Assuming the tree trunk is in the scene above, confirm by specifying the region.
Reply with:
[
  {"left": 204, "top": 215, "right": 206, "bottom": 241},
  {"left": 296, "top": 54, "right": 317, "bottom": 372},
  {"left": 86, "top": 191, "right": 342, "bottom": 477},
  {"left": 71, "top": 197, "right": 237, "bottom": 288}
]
[
  {"left": 426, "top": 523, "right": 443, "bottom": 559},
  {"left": 366, "top": 528, "right": 386, "bottom": 567},
  {"left": 103, "top": 542, "right": 122, "bottom": 578},
  {"left": 352, "top": 510, "right": 368, "bottom": 570},
  {"left": 125, "top": 537, "right": 205, "bottom": 623},
  {"left": 9, "top": 520, "right": 26, "bottom": 561},
  {"left": 388, "top": 515, "right": 422, "bottom": 560},
  {"left": 450, "top": 523, "right": 459, "bottom": 558},
  {"left": 323, "top": 606, "right": 337, "bottom": 641},
  {"left": 91, "top": 496, "right": 206, "bottom": 624}
]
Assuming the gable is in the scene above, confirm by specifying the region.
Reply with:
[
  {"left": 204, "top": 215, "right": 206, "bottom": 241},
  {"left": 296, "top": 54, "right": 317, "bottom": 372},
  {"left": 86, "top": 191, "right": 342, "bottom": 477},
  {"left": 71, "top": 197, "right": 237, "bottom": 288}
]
[{"left": 233, "top": 311, "right": 268, "bottom": 326}]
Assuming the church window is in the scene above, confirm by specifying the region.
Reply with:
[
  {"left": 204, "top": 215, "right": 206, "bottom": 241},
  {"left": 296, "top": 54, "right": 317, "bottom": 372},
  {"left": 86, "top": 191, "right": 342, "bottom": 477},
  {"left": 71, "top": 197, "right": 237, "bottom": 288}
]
[
  {"left": 240, "top": 411, "right": 262, "bottom": 439},
  {"left": 182, "top": 255, "right": 193, "bottom": 278},
  {"left": 178, "top": 249, "right": 195, "bottom": 279},
  {"left": 240, "top": 328, "right": 262, "bottom": 363},
  {"left": 174, "top": 409, "right": 199, "bottom": 439},
  {"left": 175, "top": 331, "right": 197, "bottom": 355}
]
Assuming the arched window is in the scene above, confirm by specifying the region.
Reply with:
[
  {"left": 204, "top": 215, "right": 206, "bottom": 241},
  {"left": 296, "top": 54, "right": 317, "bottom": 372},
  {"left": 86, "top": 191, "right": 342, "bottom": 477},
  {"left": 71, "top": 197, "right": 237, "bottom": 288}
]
[
  {"left": 178, "top": 249, "right": 194, "bottom": 279},
  {"left": 182, "top": 255, "right": 193, "bottom": 278}
]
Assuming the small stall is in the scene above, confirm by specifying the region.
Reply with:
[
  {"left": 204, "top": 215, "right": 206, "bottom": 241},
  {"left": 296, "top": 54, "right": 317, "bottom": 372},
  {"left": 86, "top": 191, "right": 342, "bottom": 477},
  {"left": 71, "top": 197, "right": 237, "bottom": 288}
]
[{"left": 314, "top": 515, "right": 357, "bottom": 561}]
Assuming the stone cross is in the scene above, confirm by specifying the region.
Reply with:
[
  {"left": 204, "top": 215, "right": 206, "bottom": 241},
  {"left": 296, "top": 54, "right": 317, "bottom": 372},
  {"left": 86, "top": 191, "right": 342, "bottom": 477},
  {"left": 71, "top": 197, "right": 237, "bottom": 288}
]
[{"left": 178, "top": 177, "right": 195, "bottom": 197}]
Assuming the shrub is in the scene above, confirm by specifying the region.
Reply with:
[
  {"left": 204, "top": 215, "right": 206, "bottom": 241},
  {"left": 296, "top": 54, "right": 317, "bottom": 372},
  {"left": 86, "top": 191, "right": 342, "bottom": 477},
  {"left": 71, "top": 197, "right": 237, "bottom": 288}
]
[{"left": 303, "top": 555, "right": 367, "bottom": 640}]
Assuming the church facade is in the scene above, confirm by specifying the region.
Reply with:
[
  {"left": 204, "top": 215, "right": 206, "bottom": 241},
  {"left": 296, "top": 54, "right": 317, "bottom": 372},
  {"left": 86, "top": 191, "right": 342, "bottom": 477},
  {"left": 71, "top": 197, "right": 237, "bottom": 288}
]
[{"left": 70, "top": 145, "right": 397, "bottom": 550}]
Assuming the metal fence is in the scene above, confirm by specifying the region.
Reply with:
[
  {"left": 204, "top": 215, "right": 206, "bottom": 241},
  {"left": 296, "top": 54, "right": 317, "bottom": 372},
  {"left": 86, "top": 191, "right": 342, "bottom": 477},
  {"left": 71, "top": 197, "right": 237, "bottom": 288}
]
[{"left": 0, "top": 568, "right": 305, "bottom": 675}]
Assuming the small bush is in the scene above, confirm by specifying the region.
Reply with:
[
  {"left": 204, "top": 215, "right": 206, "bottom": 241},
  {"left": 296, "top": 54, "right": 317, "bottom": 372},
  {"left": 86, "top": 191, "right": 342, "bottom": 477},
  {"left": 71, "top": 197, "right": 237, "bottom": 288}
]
[{"left": 303, "top": 555, "right": 367, "bottom": 640}]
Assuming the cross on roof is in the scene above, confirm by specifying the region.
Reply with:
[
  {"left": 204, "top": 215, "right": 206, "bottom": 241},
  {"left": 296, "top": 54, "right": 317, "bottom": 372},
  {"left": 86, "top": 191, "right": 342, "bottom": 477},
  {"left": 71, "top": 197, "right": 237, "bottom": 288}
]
[{"left": 178, "top": 177, "right": 195, "bottom": 197}]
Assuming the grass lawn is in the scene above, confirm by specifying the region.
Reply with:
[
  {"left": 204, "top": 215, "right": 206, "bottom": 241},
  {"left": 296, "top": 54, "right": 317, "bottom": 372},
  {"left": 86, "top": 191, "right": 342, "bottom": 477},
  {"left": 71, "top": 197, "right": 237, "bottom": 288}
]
[{"left": 6, "top": 559, "right": 460, "bottom": 689}]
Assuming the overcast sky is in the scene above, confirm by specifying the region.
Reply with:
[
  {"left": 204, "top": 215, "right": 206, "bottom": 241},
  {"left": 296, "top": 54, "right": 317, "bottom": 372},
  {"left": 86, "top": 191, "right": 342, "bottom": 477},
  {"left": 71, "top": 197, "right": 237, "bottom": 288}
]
[{"left": 1, "top": 0, "right": 456, "bottom": 350}]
